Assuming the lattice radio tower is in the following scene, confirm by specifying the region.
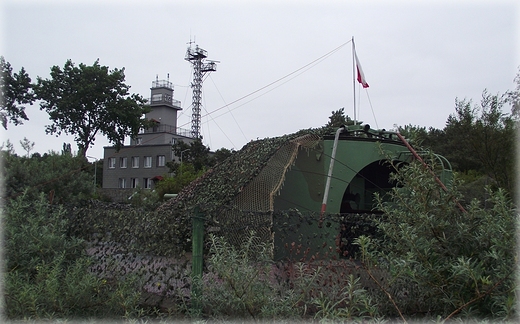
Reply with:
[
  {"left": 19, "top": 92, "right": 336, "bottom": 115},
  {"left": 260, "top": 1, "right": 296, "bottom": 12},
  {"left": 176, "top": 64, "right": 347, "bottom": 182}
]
[{"left": 185, "top": 42, "right": 217, "bottom": 139}]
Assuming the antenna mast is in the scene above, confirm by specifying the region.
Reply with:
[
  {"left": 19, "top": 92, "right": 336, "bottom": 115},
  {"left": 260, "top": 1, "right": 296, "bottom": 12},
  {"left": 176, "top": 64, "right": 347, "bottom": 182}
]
[{"left": 185, "top": 43, "right": 217, "bottom": 139}]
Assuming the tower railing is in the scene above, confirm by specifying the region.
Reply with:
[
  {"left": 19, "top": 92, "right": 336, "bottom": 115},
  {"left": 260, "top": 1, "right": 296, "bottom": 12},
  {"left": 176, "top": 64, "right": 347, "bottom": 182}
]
[
  {"left": 152, "top": 80, "right": 173, "bottom": 89},
  {"left": 141, "top": 124, "right": 193, "bottom": 138},
  {"left": 148, "top": 96, "right": 181, "bottom": 108}
]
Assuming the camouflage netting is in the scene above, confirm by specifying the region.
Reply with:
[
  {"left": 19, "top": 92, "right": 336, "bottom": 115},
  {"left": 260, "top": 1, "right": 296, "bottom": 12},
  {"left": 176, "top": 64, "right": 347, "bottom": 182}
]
[
  {"left": 156, "top": 127, "right": 331, "bottom": 255},
  {"left": 71, "top": 125, "right": 394, "bottom": 260},
  {"left": 67, "top": 126, "right": 387, "bottom": 309}
]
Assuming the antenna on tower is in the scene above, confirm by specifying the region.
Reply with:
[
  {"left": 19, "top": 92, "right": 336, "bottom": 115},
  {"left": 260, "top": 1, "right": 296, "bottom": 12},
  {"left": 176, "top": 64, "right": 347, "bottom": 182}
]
[{"left": 185, "top": 42, "right": 217, "bottom": 139}]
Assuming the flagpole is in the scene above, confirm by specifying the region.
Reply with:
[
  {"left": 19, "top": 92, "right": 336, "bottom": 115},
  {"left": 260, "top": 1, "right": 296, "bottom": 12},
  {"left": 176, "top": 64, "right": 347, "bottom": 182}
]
[{"left": 352, "top": 36, "right": 356, "bottom": 125}]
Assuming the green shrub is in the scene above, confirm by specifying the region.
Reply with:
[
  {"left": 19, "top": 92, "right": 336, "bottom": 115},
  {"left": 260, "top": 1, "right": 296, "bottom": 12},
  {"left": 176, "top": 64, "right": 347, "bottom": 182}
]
[
  {"left": 357, "top": 159, "right": 517, "bottom": 321},
  {"left": 1, "top": 148, "right": 94, "bottom": 205},
  {"left": 3, "top": 193, "right": 143, "bottom": 320},
  {"left": 201, "top": 234, "right": 299, "bottom": 320},
  {"left": 311, "top": 274, "right": 379, "bottom": 322},
  {"left": 200, "top": 234, "right": 380, "bottom": 322},
  {"left": 154, "top": 163, "right": 206, "bottom": 200}
]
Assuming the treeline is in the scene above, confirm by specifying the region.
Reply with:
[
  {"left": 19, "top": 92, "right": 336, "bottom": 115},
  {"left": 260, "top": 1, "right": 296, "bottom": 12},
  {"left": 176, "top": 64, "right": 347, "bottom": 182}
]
[{"left": 399, "top": 87, "right": 518, "bottom": 199}]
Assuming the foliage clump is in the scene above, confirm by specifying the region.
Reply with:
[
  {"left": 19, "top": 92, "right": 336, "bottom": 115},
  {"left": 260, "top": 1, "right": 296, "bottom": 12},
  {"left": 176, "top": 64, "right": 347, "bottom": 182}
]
[
  {"left": 1, "top": 145, "right": 94, "bottom": 205},
  {"left": 0, "top": 56, "right": 34, "bottom": 129},
  {"left": 398, "top": 88, "right": 517, "bottom": 198},
  {"left": 356, "top": 158, "right": 517, "bottom": 321},
  {"left": 198, "top": 234, "right": 379, "bottom": 322},
  {"left": 3, "top": 193, "right": 142, "bottom": 320},
  {"left": 154, "top": 163, "right": 207, "bottom": 200}
]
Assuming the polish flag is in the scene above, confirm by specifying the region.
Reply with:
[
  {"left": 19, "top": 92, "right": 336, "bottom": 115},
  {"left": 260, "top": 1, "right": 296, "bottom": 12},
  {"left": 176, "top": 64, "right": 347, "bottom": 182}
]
[{"left": 354, "top": 50, "right": 369, "bottom": 88}]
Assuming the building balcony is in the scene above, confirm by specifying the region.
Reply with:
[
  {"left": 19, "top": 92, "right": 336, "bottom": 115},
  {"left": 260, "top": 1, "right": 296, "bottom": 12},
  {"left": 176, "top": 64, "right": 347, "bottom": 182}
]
[
  {"left": 149, "top": 95, "right": 181, "bottom": 109},
  {"left": 141, "top": 124, "right": 193, "bottom": 138}
]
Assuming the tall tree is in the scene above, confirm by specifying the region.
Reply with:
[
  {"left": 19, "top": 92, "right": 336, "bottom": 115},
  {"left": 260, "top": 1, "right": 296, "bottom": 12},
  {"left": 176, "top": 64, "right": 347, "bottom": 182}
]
[
  {"left": 397, "top": 124, "right": 428, "bottom": 146},
  {"left": 0, "top": 56, "right": 34, "bottom": 129},
  {"left": 19, "top": 137, "right": 35, "bottom": 157},
  {"left": 35, "top": 59, "right": 149, "bottom": 156}
]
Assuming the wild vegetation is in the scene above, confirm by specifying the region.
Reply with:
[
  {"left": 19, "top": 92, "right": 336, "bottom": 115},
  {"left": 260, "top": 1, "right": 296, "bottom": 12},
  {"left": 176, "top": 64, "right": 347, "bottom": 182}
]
[
  {"left": 359, "top": 158, "right": 517, "bottom": 321},
  {"left": 1, "top": 58, "right": 518, "bottom": 321}
]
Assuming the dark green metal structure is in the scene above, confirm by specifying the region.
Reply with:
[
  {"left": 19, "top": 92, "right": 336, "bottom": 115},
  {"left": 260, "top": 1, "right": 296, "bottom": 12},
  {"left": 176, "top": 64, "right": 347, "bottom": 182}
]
[{"left": 271, "top": 125, "right": 451, "bottom": 260}]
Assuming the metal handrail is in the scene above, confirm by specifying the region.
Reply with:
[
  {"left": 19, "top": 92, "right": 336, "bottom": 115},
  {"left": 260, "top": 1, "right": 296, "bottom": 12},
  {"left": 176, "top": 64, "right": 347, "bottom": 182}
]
[{"left": 141, "top": 125, "right": 193, "bottom": 138}]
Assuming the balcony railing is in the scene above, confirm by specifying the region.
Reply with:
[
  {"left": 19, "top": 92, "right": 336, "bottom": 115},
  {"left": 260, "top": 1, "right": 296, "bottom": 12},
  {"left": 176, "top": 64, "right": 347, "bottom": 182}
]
[
  {"left": 152, "top": 80, "right": 173, "bottom": 89},
  {"left": 142, "top": 124, "right": 193, "bottom": 138},
  {"left": 185, "top": 46, "right": 207, "bottom": 60},
  {"left": 148, "top": 96, "right": 181, "bottom": 108}
]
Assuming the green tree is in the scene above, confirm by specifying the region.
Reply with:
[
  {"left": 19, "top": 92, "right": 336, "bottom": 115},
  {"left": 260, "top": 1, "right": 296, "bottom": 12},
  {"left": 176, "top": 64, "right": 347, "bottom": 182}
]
[
  {"left": 170, "top": 138, "right": 213, "bottom": 172},
  {"left": 506, "top": 67, "right": 520, "bottom": 118},
  {"left": 35, "top": 59, "right": 149, "bottom": 157},
  {"left": 213, "top": 147, "right": 235, "bottom": 165},
  {"left": 442, "top": 91, "right": 515, "bottom": 193},
  {"left": 397, "top": 124, "right": 428, "bottom": 146},
  {"left": 326, "top": 108, "right": 357, "bottom": 128},
  {"left": 19, "top": 136, "right": 35, "bottom": 157},
  {"left": 0, "top": 56, "right": 34, "bottom": 129},
  {"left": 411, "top": 89, "right": 516, "bottom": 197}
]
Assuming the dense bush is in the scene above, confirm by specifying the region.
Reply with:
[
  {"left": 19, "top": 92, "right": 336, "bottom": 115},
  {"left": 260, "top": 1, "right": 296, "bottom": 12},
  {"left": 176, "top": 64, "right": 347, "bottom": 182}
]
[
  {"left": 1, "top": 147, "right": 94, "bottom": 205},
  {"left": 154, "top": 163, "right": 206, "bottom": 200},
  {"left": 357, "top": 158, "right": 517, "bottom": 321},
  {"left": 3, "top": 193, "right": 142, "bottom": 320},
  {"left": 199, "top": 234, "right": 380, "bottom": 322}
]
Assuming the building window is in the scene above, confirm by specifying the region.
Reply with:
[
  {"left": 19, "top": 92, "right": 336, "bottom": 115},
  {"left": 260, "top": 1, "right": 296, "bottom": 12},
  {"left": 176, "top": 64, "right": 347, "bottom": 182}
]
[
  {"left": 118, "top": 178, "right": 126, "bottom": 188},
  {"left": 131, "top": 178, "right": 139, "bottom": 188},
  {"left": 131, "top": 156, "right": 139, "bottom": 168},
  {"left": 152, "top": 93, "right": 162, "bottom": 102},
  {"left": 171, "top": 138, "right": 176, "bottom": 145},
  {"left": 120, "top": 157, "right": 127, "bottom": 168},
  {"left": 144, "top": 156, "right": 152, "bottom": 168},
  {"left": 108, "top": 157, "right": 116, "bottom": 169},
  {"left": 143, "top": 178, "right": 152, "bottom": 189},
  {"left": 157, "top": 155, "right": 165, "bottom": 167},
  {"left": 135, "top": 137, "right": 143, "bottom": 145}
]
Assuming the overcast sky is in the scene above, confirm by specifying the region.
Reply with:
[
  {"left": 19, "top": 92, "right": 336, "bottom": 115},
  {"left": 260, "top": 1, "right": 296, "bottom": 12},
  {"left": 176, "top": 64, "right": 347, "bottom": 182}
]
[{"left": 1, "top": 0, "right": 518, "bottom": 160}]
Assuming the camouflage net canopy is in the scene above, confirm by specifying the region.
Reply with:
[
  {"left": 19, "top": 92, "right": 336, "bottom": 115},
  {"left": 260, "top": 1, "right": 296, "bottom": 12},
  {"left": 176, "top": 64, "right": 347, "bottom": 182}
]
[
  {"left": 73, "top": 126, "right": 404, "bottom": 259},
  {"left": 157, "top": 128, "right": 331, "bottom": 255},
  {"left": 66, "top": 126, "right": 399, "bottom": 308}
]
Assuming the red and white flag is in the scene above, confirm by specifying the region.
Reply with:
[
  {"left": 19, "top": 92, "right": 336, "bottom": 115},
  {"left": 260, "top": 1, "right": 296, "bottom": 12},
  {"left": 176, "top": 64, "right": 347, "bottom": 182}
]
[{"left": 354, "top": 50, "right": 369, "bottom": 88}]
